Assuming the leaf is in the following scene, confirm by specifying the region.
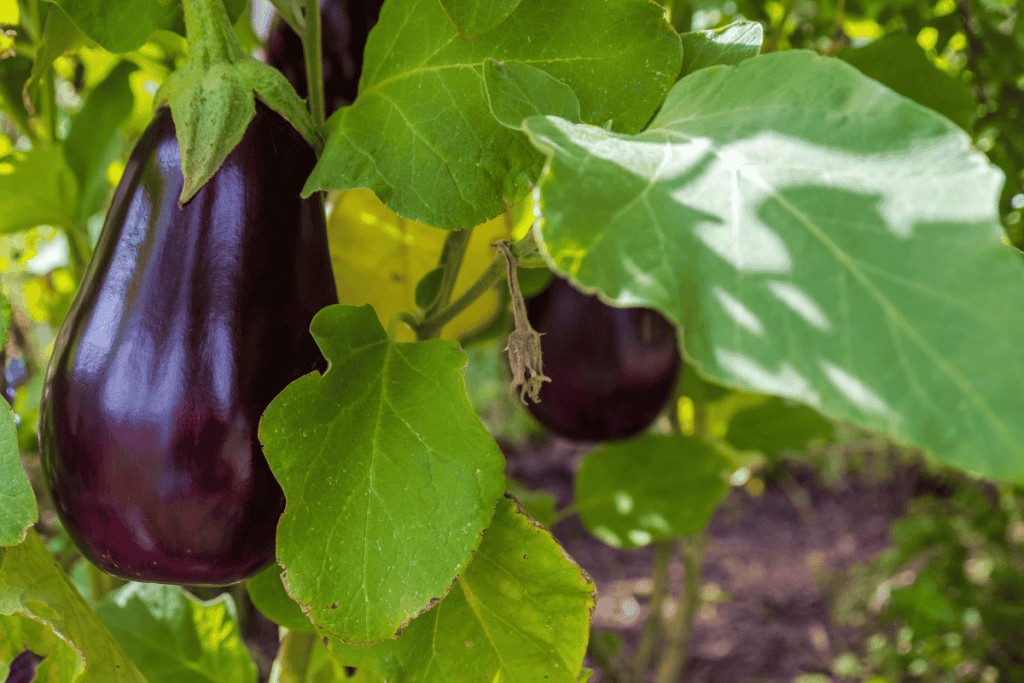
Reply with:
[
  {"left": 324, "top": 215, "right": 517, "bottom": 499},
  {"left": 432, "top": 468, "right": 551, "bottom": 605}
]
[
  {"left": 725, "top": 396, "right": 835, "bottom": 457},
  {"left": 23, "top": 4, "right": 87, "bottom": 116},
  {"left": 162, "top": 62, "right": 255, "bottom": 204},
  {"left": 505, "top": 478, "right": 555, "bottom": 527},
  {"left": 0, "top": 54, "right": 33, "bottom": 135},
  {"left": 64, "top": 60, "right": 137, "bottom": 220},
  {"left": 521, "top": 50, "right": 1024, "bottom": 483},
  {"left": 836, "top": 32, "right": 977, "bottom": 132},
  {"left": 575, "top": 434, "right": 729, "bottom": 549},
  {"left": 0, "top": 146, "right": 78, "bottom": 233},
  {"left": 326, "top": 496, "right": 595, "bottom": 683},
  {"left": 234, "top": 58, "right": 321, "bottom": 152},
  {"left": 246, "top": 564, "right": 315, "bottom": 634},
  {"left": 680, "top": 20, "right": 762, "bottom": 76},
  {"left": 0, "top": 614, "right": 81, "bottom": 683},
  {"left": 303, "top": 0, "right": 681, "bottom": 229},
  {"left": 0, "top": 402, "right": 35, "bottom": 547},
  {"left": 0, "top": 530, "right": 147, "bottom": 683},
  {"left": 326, "top": 189, "right": 511, "bottom": 342},
  {"left": 438, "top": 0, "right": 521, "bottom": 40},
  {"left": 413, "top": 267, "right": 445, "bottom": 310},
  {"left": 52, "top": 0, "right": 248, "bottom": 53},
  {"left": 484, "top": 59, "right": 581, "bottom": 130},
  {"left": 95, "top": 583, "right": 256, "bottom": 683},
  {"left": 259, "top": 304, "right": 506, "bottom": 643}
]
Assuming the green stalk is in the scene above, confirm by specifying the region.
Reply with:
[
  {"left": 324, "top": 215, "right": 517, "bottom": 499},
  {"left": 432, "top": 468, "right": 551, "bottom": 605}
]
[
  {"left": 417, "top": 255, "right": 505, "bottom": 340},
  {"left": 654, "top": 532, "right": 705, "bottom": 683},
  {"left": 180, "top": 0, "right": 245, "bottom": 65},
  {"left": 421, "top": 227, "right": 473, "bottom": 331},
  {"left": 270, "top": 630, "right": 317, "bottom": 683},
  {"left": 630, "top": 540, "right": 674, "bottom": 683},
  {"left": 64, "top": 222, "right": 92, "bottom": 282},
  {"left": 302, "top": 0, "right": 325, "bottom": 126}
]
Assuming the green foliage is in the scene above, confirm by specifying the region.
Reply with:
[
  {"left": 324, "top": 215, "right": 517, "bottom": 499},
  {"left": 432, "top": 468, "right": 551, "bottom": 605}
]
[
  {"left": 438, "top": 0, "right": 521, "bottom": 40},
  {"left": 246, "top": 564, "right": 316, "bottom": 634},
  {"left": 831, "top": 479, "right": 1024, "bottom": 681},
  {"left": 575, "top": 434, "right": 730, "bottom": 549},
  {"left": 0, "top": 146, "right": 78, "bottom": 234},
  {"left": 725, "top": 396, "right": 835, "bottom": 458},
  {"left": 680, "top": 20, "right": 763, "bottom": 76},
  {"left": 304, "top": 0, "right": 682, "bottom": 229},
  {"left": 259, "top": 304, "right": 506, "bottom": 643},
  {"left": 0, "top": 613, "right": 82, "bottom": 683},
  {"left": 328, "top": 496, "right": 595, "bottom": 682},
  {"left": 518, "top": 50, "right": 1024, "bottom": 483},
  {"left": 95, "top": 583, "right": 257, "bottom": 683},
  {"left": 0, "top": 530, "right": 146, "bottom": 682},
  {"left": 0, "top": 402, "right": 35, "bottom": 546}
]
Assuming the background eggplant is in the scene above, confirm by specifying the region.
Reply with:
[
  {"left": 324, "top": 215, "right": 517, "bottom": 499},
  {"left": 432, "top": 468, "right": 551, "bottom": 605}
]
[
  {"left": 265, "top": 0, "right": 385, "bottom": 115},
  {"left": 39, "top": 101, "right": 337, "bottom": 585},
  {"left": 525, "top": 277, "right": 682, "bottom": 442}
]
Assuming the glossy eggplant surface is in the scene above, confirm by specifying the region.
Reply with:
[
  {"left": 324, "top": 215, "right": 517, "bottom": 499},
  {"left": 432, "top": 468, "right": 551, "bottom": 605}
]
[
  {"left": 525, "top": 277, "right": 682, "bottom": 442},
  {"left": 265, "top": 0, "right": 384, "bottom": 115},
  {"left": 40, "top": 102, "right": 337, "bottom": 585}
]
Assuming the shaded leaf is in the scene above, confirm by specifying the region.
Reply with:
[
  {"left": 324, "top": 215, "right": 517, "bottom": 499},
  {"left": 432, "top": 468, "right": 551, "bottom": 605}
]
[
  {"left": 836, "top": 32, "right": 977, "bottom": 132},
  {"left": 23, "top": 4, "right": 87, "bottom": 117},
  {"left": 259, "top": 305, "right": 506, "bottom": 643},
  {"left": 64, "top": 60, "right": 136, "bottom": 220},
  {"left": 95, "top": 583, "right": 256, "bottom": 683},
  {"left": 725, "top": 396, "right": 835, "bottom": 457},
  {"left": 327, "top": 496, "right": 595, "bottom": 683},
  {"left": 521, "top": 50, "right": 1024, "bottom": 483},
  {"left": 505, "top": 478, "right": 555, "bottom": 527},
  {"left": 0, "top": 146, "right": 78, "bottom": 234},
  {"left": 575, "top": 434, "right": 729, "bottom": 549},
  {"left": 326, "top": 189, "right": 510, "bottom": 342},
  {"left": 485, "top": 59, "right": 581, "bottom": 130},
  {"left": 246, "top": 565, "right": 315, "bottom": 634},
  {"left": 680, "top": 21, "right": 762, "bottom": 76},
  {"left": 304, "top": 0, "right": 681, "bottom": 229},
  {"left": 0, "top": 402, "right": 35, "bottom": 547},
  {"left": 0, "top": 55, "right": 33, "bottom": 135},
  {"left": 413, "top": 267, "right": 445, "bottom": 310},
  {"left": 438, "top": 0, "right": 521, "bottom": 40},
  {"left": 0, "top": 530, "right": 146, "bottom": 683}
]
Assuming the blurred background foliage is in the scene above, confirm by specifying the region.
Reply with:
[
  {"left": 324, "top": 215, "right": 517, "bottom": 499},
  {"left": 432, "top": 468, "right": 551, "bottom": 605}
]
[{"left": 2, "top": 0, "right": 1024, "bottom": 681}]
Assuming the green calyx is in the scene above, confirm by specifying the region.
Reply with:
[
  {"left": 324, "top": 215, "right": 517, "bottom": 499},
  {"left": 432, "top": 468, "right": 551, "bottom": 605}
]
[{"left": 157, "top": 0, "right": 321, "bottom": 204}]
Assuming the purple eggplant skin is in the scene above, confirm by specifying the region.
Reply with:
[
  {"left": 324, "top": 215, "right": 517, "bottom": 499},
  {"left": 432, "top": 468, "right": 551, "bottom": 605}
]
[
  {"left": 265, "top": 0, "right": 384, "bottom": 115},
  {"left": 525, "top": 277, "right": 682, "bottom": 442},
  {"left": 39, "top": 101, "right": 337, "bottom": 585}
]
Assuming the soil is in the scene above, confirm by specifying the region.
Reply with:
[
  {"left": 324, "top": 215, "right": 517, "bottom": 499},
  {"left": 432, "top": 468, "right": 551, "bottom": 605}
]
[{"left": 502, "top": 434, "right": 928, "bottom": 683}]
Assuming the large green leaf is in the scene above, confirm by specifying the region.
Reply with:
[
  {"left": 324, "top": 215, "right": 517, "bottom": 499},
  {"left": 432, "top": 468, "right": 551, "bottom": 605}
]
[
  {"left": 0, "top": 530, "right": 147, "bottom": 683},
  {"left": 64, "top": 60, "right": 137, "bottom": 220},
  {"left": 259, "top": 304, "right": 506, "bottom": 643},
  {"left": 52, "top": 0, "right": 248, "bottom": 53},
  {"left": 0, "top": 146, "right": 78, "bottom": 233},
  {"left": 518, "top": 50, "right": 1024, "bottom": 483},
  {"left": 575, "top": 435, "right": 730, "bottom": 549},
  {"left": 836, "top": 32, "right": 976, "bottom": 132},
  {"left": 679, "top": 21, "right": 762, "bottom": 76},
  {"left": 438, "top": 0, "right": 521, "bottom": 40},
  {"left": 327, "top": 496, "right": 595, "bottom": 683},
  {"left": 303, "top": 0, "right": 681, "bottom": 229},
  {"left": 95, "top": 583, "right": 256, "bottom": 683},
  {"left": 0, "top": 401, "right": 35, "bottom": 547}
]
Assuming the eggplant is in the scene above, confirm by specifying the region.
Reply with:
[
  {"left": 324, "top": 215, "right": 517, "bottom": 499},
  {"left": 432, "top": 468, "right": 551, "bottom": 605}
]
[
  {"left": 39, "top": 101, "right": 337, "bottom": 585},
  {"left": 265, "top": 0, "right": 384, "bottom": 115},
  {"left": 525, "top": 277, "right": 681, "bottom": 441}
]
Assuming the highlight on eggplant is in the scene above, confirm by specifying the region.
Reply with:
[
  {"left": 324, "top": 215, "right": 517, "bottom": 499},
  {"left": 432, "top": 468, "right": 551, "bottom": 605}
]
[{"left": 39, "top": 101, "right": 337, "bottom": 585}]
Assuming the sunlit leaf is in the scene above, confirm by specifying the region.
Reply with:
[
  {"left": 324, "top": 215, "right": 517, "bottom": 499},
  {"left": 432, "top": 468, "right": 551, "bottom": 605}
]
[
  {"left": 304, "top": 0, "right": 681, "bottom": 229},
  {"left": 259, "top": 305, "right": 506, "bottom": 643},
  {"left": 680, "top": 20, "right": 762, "bottom": 76},
  {"left": 0, "top": 614, "right": 81, "bottom": 683},
  {"left": 0, "top": 401, "right": 35, "bottom": 547},
  {"left": 518, "top": 50, "right": 1024, "bottom": 483},
  {"left": 0, "top": 147, "right": 78, "bottom": 234},
  {"left": 0, "top": 530, "right": 147, "bottom": 683},
  {"left": 327, "top": 496, "right": 595, "bottom": 683}
]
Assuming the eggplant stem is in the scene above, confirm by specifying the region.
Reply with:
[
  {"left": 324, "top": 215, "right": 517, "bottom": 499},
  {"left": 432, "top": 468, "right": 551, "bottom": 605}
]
[{"left": 301, "top": 0, "right": 325, "bottom": 126}]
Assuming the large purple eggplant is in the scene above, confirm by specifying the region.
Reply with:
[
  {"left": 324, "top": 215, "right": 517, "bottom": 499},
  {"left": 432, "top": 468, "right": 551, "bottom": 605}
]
[
  {"left": 525, "top": 277, "right": 682, "bottom": 442},
  {"left": 40, "top": 101, "right": 337, "bottom": 585}
]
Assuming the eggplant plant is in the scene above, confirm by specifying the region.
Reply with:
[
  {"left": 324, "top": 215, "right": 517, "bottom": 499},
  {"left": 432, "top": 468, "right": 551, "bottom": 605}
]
[{"left": 2, "top": 0, "right": 1024, "bottom": 681}]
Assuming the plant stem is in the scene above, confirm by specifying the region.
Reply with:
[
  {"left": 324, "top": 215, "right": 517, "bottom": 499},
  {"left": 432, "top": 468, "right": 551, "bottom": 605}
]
[
  {"left": 422, "top": 227, "right": 473, "bottom": 324},
  {"left": 270, "top": 629, "right": 317, "bottom": 683},
  {"left": 630, "top": 540, "right": 674, "bottom": 683},
  {"left": 763, "top": 0, "right": 797, "bottom": 53},
  {"left": 302, "top": 0, "right": 325, "bottom": 126},
  {"left": 417, "top": 255, "right": 505, "bottom": 340},
  {"left": 654, "top": 532, "right": 705, "bottom": 683},
  {"left": 548, "top": 502, "right": 577, "bottom": 526},
  {"left": 64, "top": 223, "right": 92, "bottom": 282}
]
